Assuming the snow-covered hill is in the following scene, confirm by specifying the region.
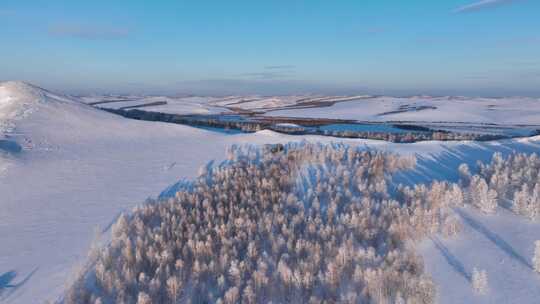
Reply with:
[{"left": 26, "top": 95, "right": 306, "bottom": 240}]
[
  {"left": 0, "top": 82, "right": 265, "bottom": 303},
  {"left": 80, "top": 95, "right": 229, "bottom": 115},
  {"left": 0, "top": 82, "right": 381, "bottom": 303},
  {"left": 0, "top": 81, "right": 73, "bottom": 136},
  {"left": 207, "top": 95, "right": 369, "bottom": 111},
  {"left": 267, "top": 95, "right": 540, "bottom": 125},
  {"left": 81, "top": 92, "right": 540, "bottom": 127},
  {"left": 1, "top": 82, "right": 539, "bottom": 303},
  {"left": 79, "top": 94, "right": 371, "bottom": 115}
]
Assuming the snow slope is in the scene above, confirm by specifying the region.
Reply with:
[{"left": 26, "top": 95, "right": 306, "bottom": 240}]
[
  {"left": 420, "top": 208, "right": 540, "bottom": 304},
  {"left": 267, "top": 96, "right": 540, "bottom": 125},
  {"left": 1, "top": 82, "right": 539, "bottom": 303},
  {"left": 0, "top": 82, "right": 75, "bottom": 136},
  {"left": 207, "top": 95, "right": 370, "bottom": 112},
  {"left": 0, "top": 83, "right": 380, "bottom": 303},
  {"left": 0, "top": 82, "right": 261, "bottom": 303},
  {"left": 81, "top": 95, "right": 228, "bottom": 115},
  {"left": 81, "top": 93, "right": 540, "bottom": 127}
]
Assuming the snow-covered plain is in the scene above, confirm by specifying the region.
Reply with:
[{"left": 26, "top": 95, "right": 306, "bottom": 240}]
[
  {"left": 266, "top": 95, "right": 540, "bottom": 125},
  {"left": 82, "top": 94, "right": 372, "bottom": 115},
  {"left": 80, "top": 95, "right": 228, "bottom": 115},
  {"left": 83, "top": 94, "right": 540, "bottom": 137},
  {"left": 207, "top": 95, "right": 369, "bottom": 111},
  {"left": 1, "top": 82, "right": 540, "bottom": 303},
  {"left": 81, "top": 94, "right": 540, "bottom": 126}
]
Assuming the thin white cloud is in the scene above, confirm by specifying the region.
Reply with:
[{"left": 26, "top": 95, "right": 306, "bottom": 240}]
[
  {"left": 454, "top": 0, "right": 521, "bottom": 13},
  {"left": 239, "top": 71, "right": 292, "bottom": 80},
  {"left": 48, "top": 24, "right": 131, "bottom": 40},
  {"left": 264, "top": 65, "right": 296, "bottom": 70}
]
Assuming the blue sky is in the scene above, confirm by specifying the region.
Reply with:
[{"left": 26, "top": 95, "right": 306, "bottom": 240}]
[{"left": 1, "top": 0, "right": 539, "bottom": 96}]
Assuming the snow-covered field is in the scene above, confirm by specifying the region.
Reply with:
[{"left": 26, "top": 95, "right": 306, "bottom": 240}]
[
  {"left": 266, "top": 96, "right": 540, "bottom": 125},
  {"left": 81, "top": 94, "right": 373, "bottom": 115},
  {"left": 80, "top": 95, "right": 228, "bottom": 115},
  {"left": 207, "top": 95, "right": 369, "bottom": 112},
  {"left": 421, "top": 208, "right": 540, "bottom": 304},
  {"left": 1, "top": 81, "right": 540, "bottom": 303},
  {"left": 83, "top": 94, "right": 540, "bottom": 137},
  {"left": 81, "top": 94, "right": 540, "bottom": 126}
]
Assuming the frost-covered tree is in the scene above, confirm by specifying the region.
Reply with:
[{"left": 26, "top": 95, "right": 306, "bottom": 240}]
[
  {"left": 441, "top": 214, "right": 462, "bottom": 237},
  {"left": 459, "top": 164, "right": 471, "bottom": 187},
  {"left": 449, "top": 184, "right": 464, "bottom": 207},
  {"left": 136, "top": 292, "right": 151, "bottom": 304},
  {"left": 533, "top": 240, "right": 540, "bottom": 274},
  {"left": 166, "top": 276, "right": 182, "bottom": 303},
  {"left": 63, "top": 143, "right": 456, "bottom": 304},
  {"left": 528, "top": 184, "right": 540, "bottom": 220},
  {"left": 469, "top": 175, "right": 497, "bottom": 214},
  {"left": 395, "top": 292, "right": 406, "bottom": 304},
  {"left": 224, "top": 286, "right": 240, "bottom": 304},
  {"left": 513, "top": 184, "right": 531, "bottom": 216},
  {"left": 468, "top": 152, "right": 540, "bottom": 220},
  {"left": 472, "top": 268, "right": 488, "bottom": 295}
]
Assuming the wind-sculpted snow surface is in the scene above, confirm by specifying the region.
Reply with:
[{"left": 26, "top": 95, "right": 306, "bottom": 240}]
[{"left": 65, "top": 143, "right": 476, "bottom": 304}]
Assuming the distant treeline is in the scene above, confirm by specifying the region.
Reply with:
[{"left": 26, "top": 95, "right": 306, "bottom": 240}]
[{"left": 101, "top": 108, "right": 509, "bottom": 143}]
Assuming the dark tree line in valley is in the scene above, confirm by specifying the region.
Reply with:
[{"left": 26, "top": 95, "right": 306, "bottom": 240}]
[{"left": 101, "top": 108, "right": 509, "bottom": 143}]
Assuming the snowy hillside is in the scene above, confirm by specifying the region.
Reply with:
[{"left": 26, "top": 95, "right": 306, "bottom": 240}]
[
  {"left": 80, "top": 94, "right": 371, "bottom": 115},
  {"left": 0, "top": 81, "right": 76, "bottom": 136},
  {"left": 421, "top": 208, "right": 540, "bottom": 304},
  {"left": 267, "top": 96, "right": 540, "bottom": 125},
  {"left": 0, "top": 82, "right": 274, "bottom": 303},
  {"left": 0, "top": 82, "right": 390, "bottom": 303},
  {"left": 1, "top": 82, "right": 540, "bottom": 303},
  {"left": 207, "top": 95, "right": 369, "bottom": 112},
  {"left": 80, "top": 95, "right": 228, "bottom": 115},
  {"left": 81, "top": 93, "right": 540, "bottom": 128}
]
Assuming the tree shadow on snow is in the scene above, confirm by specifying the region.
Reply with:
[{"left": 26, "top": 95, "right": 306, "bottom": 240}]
[
  {"left": 0, "top": 140, "right": 22, "bottom": 154},
  {"left": 431, "top": 237, "right": 471, "bottom": 282},
  {"left": 0, "top": 268, "right": 38, "bottom": 298},
  {"left": 394, "top": 138, "right": 540, "bottom": 187},
  {"left": 455, "top": 208, "right": 533, "bottom": 270},
  {"left": 0, "top": 271, "right": 17, "bottom": 290}
]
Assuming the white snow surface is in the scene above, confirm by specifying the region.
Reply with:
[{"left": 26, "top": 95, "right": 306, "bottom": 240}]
[
  {"left": 0, "top": 82, "right": 259, "bottom": 303},
  {"left": 420, "top": 208, "right": 540, "bottom": 304},
  {"left": 80, "top": 93, "right": 540, "bottom": 127},
  {"left": 267, "top": 96, "right": 540, "bottom": 125},
  {"left": 1, "top": 82, "right": 540, "bottom": 303},
  {"left": 81, "top": 95, "right": 228, "bottom": 115},
  {"left": 208, "top": 95, "right": 370, "bottom": 111}
]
